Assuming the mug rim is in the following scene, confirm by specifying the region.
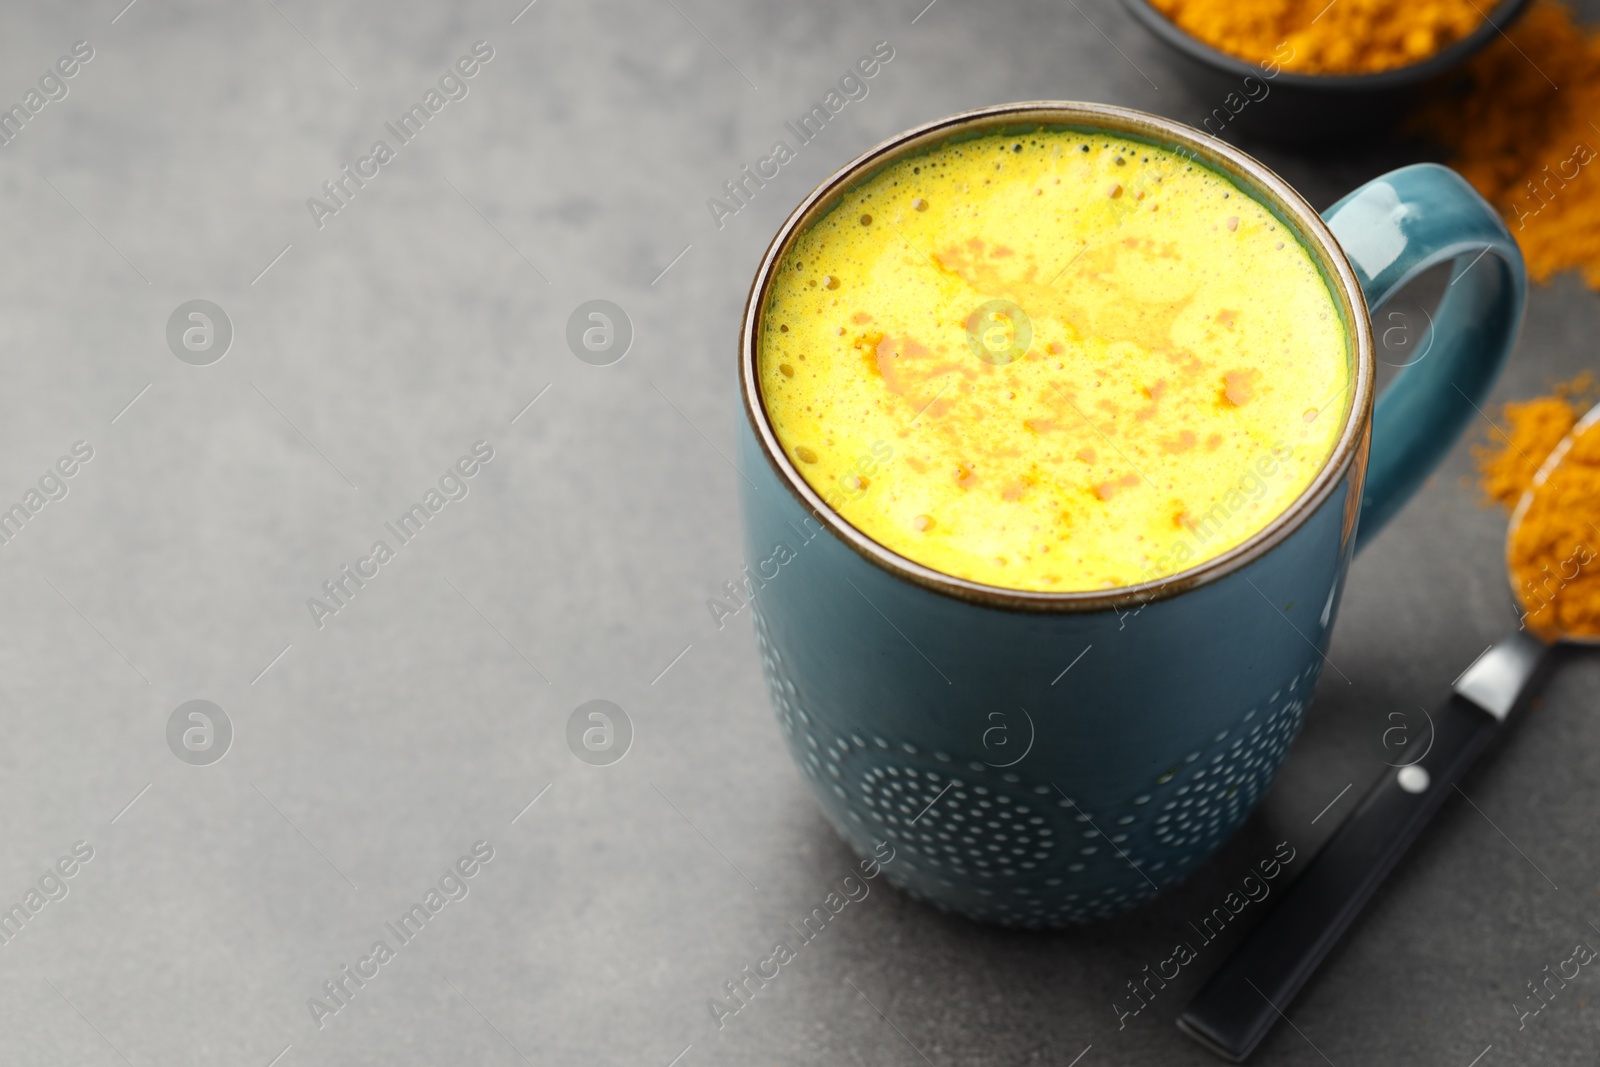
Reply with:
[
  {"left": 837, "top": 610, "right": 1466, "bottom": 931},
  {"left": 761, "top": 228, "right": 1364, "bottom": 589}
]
[{"left": 739, "top": 101, "right": 1375, "bottom": 614}]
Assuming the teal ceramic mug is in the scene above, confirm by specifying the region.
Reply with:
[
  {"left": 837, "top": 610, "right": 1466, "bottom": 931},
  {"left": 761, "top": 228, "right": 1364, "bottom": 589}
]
[{"left": 737, "top": 102, "right": 1525, "bottom": 926}]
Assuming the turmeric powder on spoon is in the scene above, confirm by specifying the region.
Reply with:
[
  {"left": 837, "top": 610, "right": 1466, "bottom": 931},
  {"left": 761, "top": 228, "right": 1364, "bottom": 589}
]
[{"left": 1475, "top": 374, "right": 1600, "bottom": 638}]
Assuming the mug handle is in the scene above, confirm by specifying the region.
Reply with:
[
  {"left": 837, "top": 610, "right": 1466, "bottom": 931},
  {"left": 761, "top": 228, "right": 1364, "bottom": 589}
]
[
  {"left": 1173, "top": 167, "right": 1527, "bottom": 1063},
  {"left": 1320, "top": 163, "right": 1527, "bottom": 552}
]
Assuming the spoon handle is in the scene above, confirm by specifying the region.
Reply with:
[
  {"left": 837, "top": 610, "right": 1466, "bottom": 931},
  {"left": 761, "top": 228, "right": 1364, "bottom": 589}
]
[{"left": 1177, "top": 631, "right": 1549, "bottom": 1062}]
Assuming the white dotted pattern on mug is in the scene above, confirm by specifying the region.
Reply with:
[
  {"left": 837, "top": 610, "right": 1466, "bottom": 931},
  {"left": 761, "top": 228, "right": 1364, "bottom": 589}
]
[{"left": 753, "top": 602, "right": 1319, "bottom": 927}]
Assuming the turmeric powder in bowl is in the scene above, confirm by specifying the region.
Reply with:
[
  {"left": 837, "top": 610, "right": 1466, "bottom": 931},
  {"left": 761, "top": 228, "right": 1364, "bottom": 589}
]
[{"left": 1148, "top": 0, "right": 1488, "bottom": 75}]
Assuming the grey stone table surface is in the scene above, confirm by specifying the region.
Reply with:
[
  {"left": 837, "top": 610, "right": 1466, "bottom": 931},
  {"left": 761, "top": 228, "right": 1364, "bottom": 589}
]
[{"left": 0, "top": 0, "right": 1596, "bottom": 1064}]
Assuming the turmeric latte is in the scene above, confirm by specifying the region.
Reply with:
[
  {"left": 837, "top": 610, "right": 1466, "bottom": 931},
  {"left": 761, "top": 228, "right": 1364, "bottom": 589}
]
[{"left": 757, "top": 129, "right": 1350, "bottom": 592}]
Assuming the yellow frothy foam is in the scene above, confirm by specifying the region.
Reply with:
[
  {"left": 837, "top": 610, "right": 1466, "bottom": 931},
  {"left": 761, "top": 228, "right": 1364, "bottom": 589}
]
[{"left": 758, "top": 128, "right": 1350, "bottom": 592}]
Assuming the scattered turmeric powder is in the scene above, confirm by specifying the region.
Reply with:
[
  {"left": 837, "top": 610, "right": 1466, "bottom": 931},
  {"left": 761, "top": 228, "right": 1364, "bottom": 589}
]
[
  {"left": 1151, "top": 0, "right": 1600, "bottom": 287},
  {"left": 1418, "top": 0, "right": 1600, "bottom": 286},
  {"left": 1474, "top": 374, "right": 1600, "bottom": 637},
  {"left": 1148, "top": 0, "right": 1486, "bottom": 75},
  {"left": 1472, "top": 373, "right": 1595, "bottom": 507}
]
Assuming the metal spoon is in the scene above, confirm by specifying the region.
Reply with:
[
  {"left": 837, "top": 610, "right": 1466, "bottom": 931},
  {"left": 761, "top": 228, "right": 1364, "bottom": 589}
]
[{"left": 1177, "top": 402, "right": 1600, "bottom": 1062}]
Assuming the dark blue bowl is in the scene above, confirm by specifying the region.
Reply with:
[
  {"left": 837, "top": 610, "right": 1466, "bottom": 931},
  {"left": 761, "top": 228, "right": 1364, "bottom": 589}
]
[{"left": 1117, "top": 0, "right": 1534, "bottom": 145}]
